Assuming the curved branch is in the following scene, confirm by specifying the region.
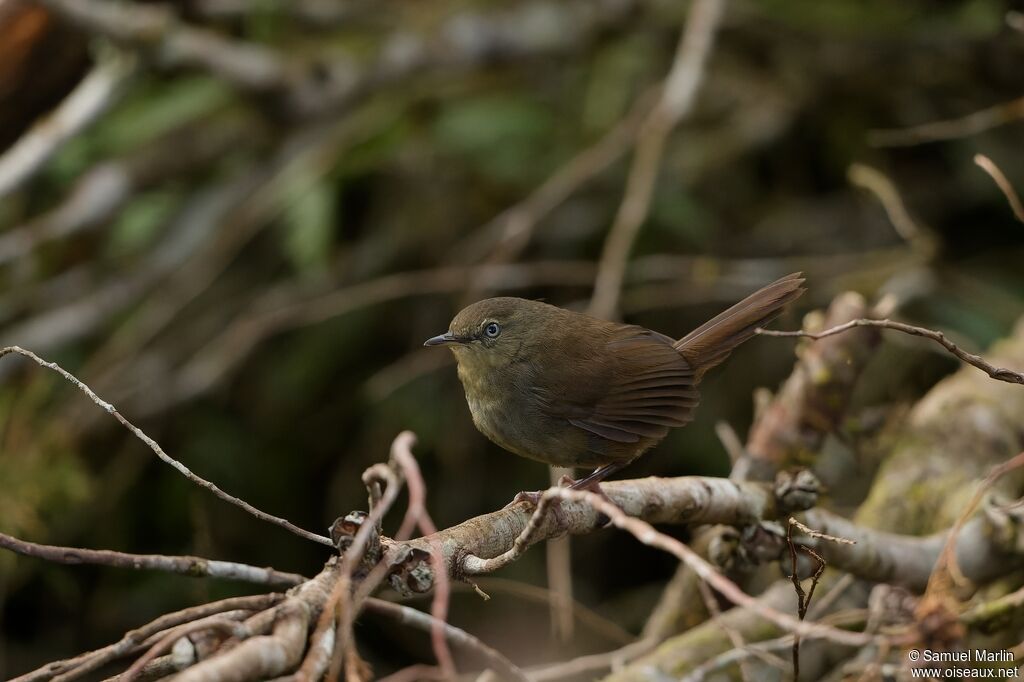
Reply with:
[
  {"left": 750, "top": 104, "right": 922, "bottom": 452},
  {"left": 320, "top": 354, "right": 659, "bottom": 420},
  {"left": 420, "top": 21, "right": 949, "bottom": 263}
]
[
  {"left": 757, "top": 319, "right": 1024, "bottom": 385},
  {"left": 0, "top": 346, "right": 333, "bottom": 546}
]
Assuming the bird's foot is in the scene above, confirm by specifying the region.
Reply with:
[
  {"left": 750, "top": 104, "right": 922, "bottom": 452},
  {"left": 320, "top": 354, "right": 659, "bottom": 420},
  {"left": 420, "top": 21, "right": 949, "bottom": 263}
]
[
  {"left": 510, "top": 489, "right": 545, "bottom": 507},
  {"left": 508, "top": 489, "right": 570, "bottom": 528}
]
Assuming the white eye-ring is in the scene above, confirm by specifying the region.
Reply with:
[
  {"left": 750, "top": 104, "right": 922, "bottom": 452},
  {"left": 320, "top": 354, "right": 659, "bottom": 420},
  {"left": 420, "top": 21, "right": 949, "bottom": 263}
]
[{"left": 484, "top": 322, "right": 501, "bottom": 338}]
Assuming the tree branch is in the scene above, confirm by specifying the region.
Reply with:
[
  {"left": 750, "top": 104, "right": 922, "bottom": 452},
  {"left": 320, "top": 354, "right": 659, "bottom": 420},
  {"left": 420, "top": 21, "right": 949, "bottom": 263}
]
[
  {"left": 0, "top": 531, "right": 305, "bottom": 587},
  {"left": 386, "top": 473, "right": 816, "bottom": 590},
  {"left": 589, "top": 0, "right": 726, "bottom": 320},
  {"left": 756, "top": 319, "right": 1024, "bottom": 385},
  {"left": 11, "top": 594, "right": 284, "bottom": 682},
  {"left": 0, "top": 346, "right": 333, "bottom": 546},
  {"left": 791, "top": 503, "right": 1024, "bottom": 594},
  {"left": 974, "top": 153, "right": 1024, "bottom": 223},
  {"left": 0, "top": 53, "right": 136, "bottom": 199}
]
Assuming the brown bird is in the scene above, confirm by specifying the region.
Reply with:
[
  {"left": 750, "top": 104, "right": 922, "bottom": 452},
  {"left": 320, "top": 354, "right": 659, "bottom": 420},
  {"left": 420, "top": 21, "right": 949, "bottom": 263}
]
[{"left": 425, "top": 273, "right": 805, "bottom": 491}]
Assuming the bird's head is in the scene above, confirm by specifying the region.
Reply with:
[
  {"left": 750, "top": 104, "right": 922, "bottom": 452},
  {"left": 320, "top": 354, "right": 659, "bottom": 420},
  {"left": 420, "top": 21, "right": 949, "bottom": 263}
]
[{"left": 424, "top": 297, "right": 550, "bottom": 369}]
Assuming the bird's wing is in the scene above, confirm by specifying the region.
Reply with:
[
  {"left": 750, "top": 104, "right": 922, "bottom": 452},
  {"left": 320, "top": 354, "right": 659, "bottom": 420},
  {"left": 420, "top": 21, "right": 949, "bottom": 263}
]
[{"left": 533, "top": 325, "right": 699, "bottom": 445}]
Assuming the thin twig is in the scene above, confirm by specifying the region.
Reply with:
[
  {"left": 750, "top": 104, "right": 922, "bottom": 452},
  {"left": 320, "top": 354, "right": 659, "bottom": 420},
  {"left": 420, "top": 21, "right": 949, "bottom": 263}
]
[
  {"left": 365, "top": 599, "right": 528, "bottom": 682},
  {"left": 588, "top": 0, "right": 726, "bottom": 320},
  {"left": 785, "top": 518, "right": 836, "bottom": 680},
  {"left": 974, "top": 153, "right": 1024, "bottom": 223},
  {"left": 715, "top": 420, "right": 745, "bottom": 465},
  {"left": 755, "top": 320, "right": 1024, "bottom": 385},
  {"left": 0, "top": 346, "right": 333, "bottom": 546},
  {"left": 324, "top": 462, "right": 403, "bottom": 680},
  {"left": 679, "top": 609, "right": 869, "bottom": 682},
  {"left": 122, "top": 619, "right": 245, "bottom": 682},
  {"left": 847, "top": 163, "right": 931, "bottom": 246},
  {"left": 867, "top": 95, "right": 1024, "bottom": 147},
  {"left": 526, "top": 638, "right": 658, "bottom": 681},
  {"left": 467, "top": 578, "right": 634, "bottom": 645},
  {"left": 390, "top": 432, "right": 456, "bottom": 679},
  {"left": 925, "top": 450, "right": 1024, "bottom": 597},
  {"left": 0, "top": 531, "right": 305, "bottom": 587},
  {"left": 696, "top": 580, "right": 767, "bottom": 682}
]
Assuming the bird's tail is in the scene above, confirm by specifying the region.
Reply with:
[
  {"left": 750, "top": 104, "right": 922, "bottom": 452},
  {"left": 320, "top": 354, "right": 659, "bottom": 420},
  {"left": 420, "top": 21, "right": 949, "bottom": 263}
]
[{"left": 674, "top": 272, "right": 805, "bottom": 378}]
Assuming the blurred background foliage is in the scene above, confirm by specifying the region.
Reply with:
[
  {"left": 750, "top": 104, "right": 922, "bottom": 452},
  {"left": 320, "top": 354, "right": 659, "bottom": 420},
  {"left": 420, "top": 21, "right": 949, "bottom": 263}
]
[{"left": 1, "top": 0, "right": 1023, "bottom": 676}]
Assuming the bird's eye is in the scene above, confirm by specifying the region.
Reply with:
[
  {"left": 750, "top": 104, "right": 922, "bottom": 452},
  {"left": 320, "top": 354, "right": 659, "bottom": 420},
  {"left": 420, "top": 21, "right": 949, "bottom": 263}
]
[{"left": 484, "top": 322, "right": 501, "bottom": 338}]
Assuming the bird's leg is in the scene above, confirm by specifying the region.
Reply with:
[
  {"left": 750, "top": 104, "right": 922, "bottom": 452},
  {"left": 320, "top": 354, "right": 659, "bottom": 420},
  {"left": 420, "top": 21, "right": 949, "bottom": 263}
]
[
  {"left": 512, "top": 460, "right": 630, "bottom": 509},
  {"left": 567, "top": 460, "right": 629, "bottom": 493}
]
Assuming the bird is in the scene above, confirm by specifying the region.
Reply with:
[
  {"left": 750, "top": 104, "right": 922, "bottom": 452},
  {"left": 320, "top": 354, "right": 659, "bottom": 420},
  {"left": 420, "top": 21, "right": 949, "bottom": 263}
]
[{"left": 424, "top": 273, "right": 805, "bottom": 491}]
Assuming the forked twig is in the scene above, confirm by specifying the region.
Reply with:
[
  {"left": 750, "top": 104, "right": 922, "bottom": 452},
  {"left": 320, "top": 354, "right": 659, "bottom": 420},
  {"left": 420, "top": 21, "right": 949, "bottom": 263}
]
[{"left": 785, "top": 517, "right": 853, "bottom": 679}]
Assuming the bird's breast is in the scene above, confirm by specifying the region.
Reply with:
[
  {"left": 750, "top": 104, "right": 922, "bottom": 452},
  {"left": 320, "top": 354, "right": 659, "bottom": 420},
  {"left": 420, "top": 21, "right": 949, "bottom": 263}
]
[
  {"left": 455, "top": 360, "right": 622, "bottom": 468},
  {"left": 457, "top": 363, "right": 530, "bottom": 455}
]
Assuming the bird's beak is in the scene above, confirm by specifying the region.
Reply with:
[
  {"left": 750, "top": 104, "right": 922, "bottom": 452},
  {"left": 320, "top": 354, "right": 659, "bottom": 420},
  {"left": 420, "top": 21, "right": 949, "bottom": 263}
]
[{"left": 423, "top": 332, "right": 467, "bottom": 347}]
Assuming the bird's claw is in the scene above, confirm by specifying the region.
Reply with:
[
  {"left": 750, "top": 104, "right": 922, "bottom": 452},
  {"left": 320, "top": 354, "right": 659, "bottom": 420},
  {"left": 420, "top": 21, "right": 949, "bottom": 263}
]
[{"left": 511, "top": 489, "right": 544, "bottom": 507}]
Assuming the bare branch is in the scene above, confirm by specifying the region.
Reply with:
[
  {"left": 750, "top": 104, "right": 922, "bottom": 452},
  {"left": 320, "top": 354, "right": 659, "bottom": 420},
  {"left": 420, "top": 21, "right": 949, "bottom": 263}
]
[
  {"left": 1009, "top": 11, "right": 1024, "bottom": 32},
  {"left": 389, "top": 433, "right": 455, "bottom": 678},
  {"left": 589, "top": 0, "right": 726, "bottom": 319},
  {"left": 785, "top": 517, "right": 849, "bottom": 680},
  {"left": 0, "top": 346, "right": 333, "bottom": 546},
  {"left": 37, "top": 0, "right": 288, "bottom": 91},
  {"left": 175, "top": 602, "right": 312, "bottom": 682},
  {"left": 794, "top": 506, "right": 1024, "bottom": 593},
  {"left": 0, "top": 531, "right": 304, "bottom": 587},
  {"left": 974, "top": 153, "right": 1024, "bottom": 223},
  {"left": 392, "top": 474, "right": 807, "bottom": 583},
  {"left": 122, "top": 619, "right": 245, "bottom": 682},
  {"left": 527, "top": 639, "right": 658, "bottom": 681},
  {"left": 867, "top": 95, "right": 1024, "bottom": 147},
  {"left": 0, "top": 54, "right": 136, "bottom": 199},
  {"left": 756, "top": 319, "right": 1024, "bottom": 385},
  {"left": 847, "top": 163, "right": 934, "bottom": 249},
  {"left": 925, "top": 450, "right": 1024, "bottom": 596},
  {"left": 12, "top": 594, "right": 282, "bottom": 682}
]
